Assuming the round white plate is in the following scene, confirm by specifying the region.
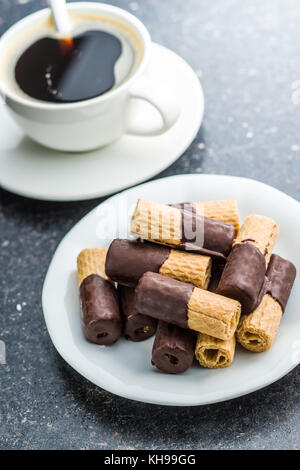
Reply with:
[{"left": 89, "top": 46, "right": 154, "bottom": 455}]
[
  {"left": 0, "top": 44, "right": 204, "bottom": 201},
  {"left": 42, "top": 174, "right": 300, "bottom": 406}
]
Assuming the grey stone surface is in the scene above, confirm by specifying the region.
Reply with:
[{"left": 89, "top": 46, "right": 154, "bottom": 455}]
[{"left": 0, "top": 0, "right": 300, "bottom": 450}]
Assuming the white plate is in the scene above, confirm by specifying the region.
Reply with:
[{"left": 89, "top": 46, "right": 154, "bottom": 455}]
[
  {"left": 42, "top": 174, "right": 300, "bottom": 406},
  {"left": 0, "top": 44, "right": 203, "bottom": 201}
]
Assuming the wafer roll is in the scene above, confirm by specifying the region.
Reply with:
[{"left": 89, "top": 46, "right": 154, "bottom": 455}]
[
  {"left": 105, "top": 239, "right": 211, "bottom": 289},
  {"left": 236, "top": 295, "right": 282, "bottom": 352},
  {"left": 151, "top": 320, "right": 196, "bottom": 374},
  {"left": 196, "top": 200, "right": 240, "bottom": 235},
  {"left": 171, "top": 200, "right": 239, "bottom": 235},
  {"left": 217, "top": 243, "right": 266, "bottom": 314},
  {"left": 130, "top": 199, "right": 235, "bottom": 259},
  {"left": 77, "top": 249, "right": 121, "bottom": 345},
  {"left": 217, "top": 214, "right": 279, "bottom": 314},
  {"left": 233, "top": 214, "right": 279, "bottom": 265},
  {"left": 196, "top": 256, "right": 236, "bottom": 368},
  {"left": 135, "top": 272, "right": 241, "bottom": 340},
  {"left": 236, "top": 254, "right": 296, "bottom": 352},
  {"left": 77, "top": 248, "right": 108, "bottom": 287},
  {"left": 195, "top": 333, "right": 235, "bottom": 368},
  {"left": 119, "top": 286, "right": 157, "bottom": 342}
]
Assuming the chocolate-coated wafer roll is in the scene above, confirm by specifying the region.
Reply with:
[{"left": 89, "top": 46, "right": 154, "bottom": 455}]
[
  {"left": 135, "top": 272, "right": 241, "bottom": 340},
  {"left": 264, "top": 254, "right": 296, "bottom": 312},
  {"left": 119, "top": 285, "right": 157, "bottom": 342},
  {"left": 77, "top": 248, "right": 108, "bottom": 286},
  {"left": 233, "top": 214, "right": 279, "bottom": 265},
  {"left": 106, "top": 239, "right": 211, "bottom": 289},
  {"left": 217, "top": 214, "right": 279, "bottom": 314},
  {"left": 195, "top": 333, "right": 235, "bottom": 368},
  {"left": 236, "top": 254, "right": 296, "bottom": 352},
  {"left": 151, "top": 320, "right": 196, "bottom": 374},
  {"left": 217, "top": 243, "right": 266, "bottom": 315},
  {"left": 171, "top": 200, "right": 240, "bottom": 235},
  {"left": 196, "top": 200, "right": 240, "bottom": 235},
  {"left": 77, "top": 249, "right": 121, "bottom": 345},
  {"left": 130, "top": 199, "right": 235, "bottom": 259}
]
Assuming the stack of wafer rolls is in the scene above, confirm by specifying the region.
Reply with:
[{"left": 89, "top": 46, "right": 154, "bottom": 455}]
[
  {"left": 217, "top": 214, "right": 279, "bottom": 314},
  {"left": 75, "top": 196, "right": 296, "bottom": 376},
  {"left": 236, "top": 254, "right": 296, "bottom": 352},
  {"left": 105, "top": 239, "right": 212, "bottom": 289},
  {"left": 106, "top": 238, "right": 211, "bottom": 345},
  {"left": 171, "top": 200, "right": 240, "bottom": 235},
  {"left": 135, "top": 272, "right": 241, "bottom": 341},
  {"left": 130, "top": 199, "right": 235, "bottom": 259},
  {"left": 118, "top": 285, "right": 157, "bottom": 342},
  {"left": 126, "top": 198, "right": 239, "bottom": 369},
  {"left": 77, "top": 248, "right": 121, "bottom": 345}
]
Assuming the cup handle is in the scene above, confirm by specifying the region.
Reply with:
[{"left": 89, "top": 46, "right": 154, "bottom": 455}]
[{"left": 126, "top": 76, "right": 180, "bottom": 136}]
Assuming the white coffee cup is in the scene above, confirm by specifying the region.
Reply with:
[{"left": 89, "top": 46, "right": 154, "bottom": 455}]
[{"left": 0, "top": 2, "right": 180, "bottom": 152}]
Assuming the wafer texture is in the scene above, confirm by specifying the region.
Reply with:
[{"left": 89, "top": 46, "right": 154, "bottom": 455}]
[
  {"left": 77, "top": 248, "right": 108, "bottom": 287},
  {"left": 159, "top": 249, "right": 212, "bottom": 289},
  {"left": 195, "top": 333, "right": 236, "bottom": 368},
  {"left": 236, "top": 293, "right": 282, "bottom": 352},
  {"left": 194, "top": 200, "right": 240, "bottom": 234},
  {"left": 233, "top": 214, "right": 279, "bottom": 265},
  {"left": 130, "top": 199, "right": 182, "bottom": 245},
  {"left": 187, "top": 288, "right": 241, "bottom": 340}
]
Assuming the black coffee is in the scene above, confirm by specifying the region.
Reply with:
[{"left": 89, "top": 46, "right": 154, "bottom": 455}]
[{"left": 15, "top": 30, "right": 123, "bottom": 103}]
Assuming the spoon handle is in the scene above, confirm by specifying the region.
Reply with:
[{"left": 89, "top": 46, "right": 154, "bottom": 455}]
[{"left": 48, "top": 0, "right": 71, "bottom": 36}]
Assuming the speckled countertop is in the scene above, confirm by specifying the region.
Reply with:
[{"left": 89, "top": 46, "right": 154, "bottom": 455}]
[{"left": 0, "top": 0, "right": 300, "bottom": 450}]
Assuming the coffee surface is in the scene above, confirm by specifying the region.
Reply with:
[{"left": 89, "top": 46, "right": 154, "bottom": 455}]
[{"left": 15, "top": 30, "right": 123, "bottom": 103}]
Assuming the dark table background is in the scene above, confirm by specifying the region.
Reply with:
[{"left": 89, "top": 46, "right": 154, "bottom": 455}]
[{"left": 1, "top": 0, "right": 300, "bottom": 450}]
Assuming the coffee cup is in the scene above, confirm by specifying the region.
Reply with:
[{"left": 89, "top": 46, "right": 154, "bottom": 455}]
[{"left": 0, "top": 2, "right": 180, "bottom": 152}]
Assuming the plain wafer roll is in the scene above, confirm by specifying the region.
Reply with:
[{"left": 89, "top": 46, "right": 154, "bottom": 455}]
[
  {"left": 236, "top": 254, "right": 296, "bottom": 352},
  {"left": 135, "top": 272, "right": 241, "bottom": 341},
  {"left": 195, "top": 333, "right": 236, "bottom": 368}
]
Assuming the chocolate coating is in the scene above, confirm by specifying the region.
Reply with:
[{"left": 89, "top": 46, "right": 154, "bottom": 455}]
[
  {"left": 265, "top": 254, "right": 296, "bottom": 312},
  {"left": 80, "top": 274, "right": 121, "bottom": 345},
  {"left": 105, "top": 239, "right": 170, "bottom": 287},
  {"left": 217, "top": 243, "right": 266, "bottom": 314},
  {"left": 202, "top": 215, "right": 235, "bottom": 257},
  {"left": 119, "top": 285, "right": 157, "bottom": 341},
  {"left": 180, "top": 209, "right": 234, "bottom": 258},
  {"left": 135, "top": 272, "right": 194, "bottom": 328},
  {"left": 169, "top": 202, "right": 193, "bottom": 211},
  {"left": 170, "top": 204, "right": 235, "bottom": 259},
  {"left": 152, "top": 320, "right": 196, "bottom": 374},
  {"left": 208, "top": 263, "right": 224, "bottom": 293}
]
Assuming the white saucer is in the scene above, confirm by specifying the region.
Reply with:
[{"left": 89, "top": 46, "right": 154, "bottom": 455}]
[
  {"left": 42, "top": 174, "right": 300, "bottom": 406},
  {"left": 0, "top": 44, "right": 204, "bottom": 201}
]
